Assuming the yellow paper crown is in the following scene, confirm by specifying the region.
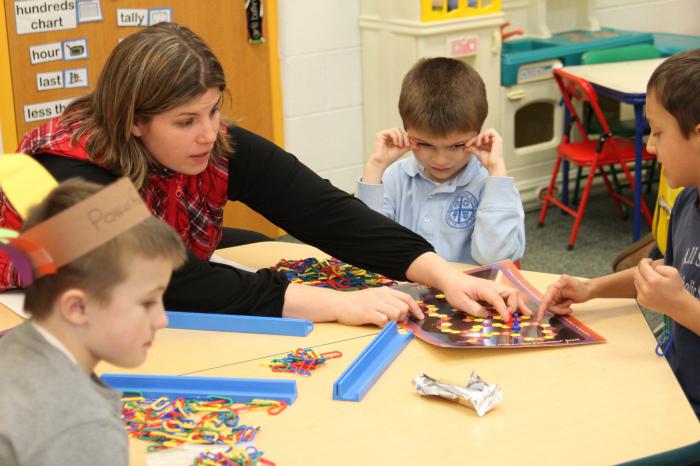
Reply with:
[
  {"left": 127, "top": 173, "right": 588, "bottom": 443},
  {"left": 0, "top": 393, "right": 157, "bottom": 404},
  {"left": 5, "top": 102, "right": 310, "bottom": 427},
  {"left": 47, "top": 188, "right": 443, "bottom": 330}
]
[{"left": 0, "top": 153, "right": 151, "bottom": 285}]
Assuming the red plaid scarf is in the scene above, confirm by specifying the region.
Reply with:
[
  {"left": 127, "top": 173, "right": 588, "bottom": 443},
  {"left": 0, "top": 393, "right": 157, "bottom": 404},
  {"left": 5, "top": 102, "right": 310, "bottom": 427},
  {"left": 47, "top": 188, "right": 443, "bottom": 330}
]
[{"left": 0, "top": 117, "right": 229, "bottom": 290}]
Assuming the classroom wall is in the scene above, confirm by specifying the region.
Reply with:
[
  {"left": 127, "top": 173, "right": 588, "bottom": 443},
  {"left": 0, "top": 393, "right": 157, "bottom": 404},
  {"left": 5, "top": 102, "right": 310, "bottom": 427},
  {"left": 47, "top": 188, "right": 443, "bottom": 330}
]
[
  {"left": 277, "top": 0, "right": 699, "bottom": 195},
  {"left": 503, "top": 0, "right": 700, "bottom": 35},
  {"left": 593, "top": 0, "right": 699, "bottom": 35},
  {"left": 277, "top": 0, "right": 363, "bottom": 194}
]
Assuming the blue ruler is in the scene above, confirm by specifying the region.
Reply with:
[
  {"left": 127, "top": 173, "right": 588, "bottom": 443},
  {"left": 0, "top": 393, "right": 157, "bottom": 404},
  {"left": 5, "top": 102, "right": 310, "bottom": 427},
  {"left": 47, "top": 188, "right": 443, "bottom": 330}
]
[
  {"left": 101, "top": 374, "right": 298, "bottom": 404},
  {"left": 333, "top": 321, "right": 413, "bottom": 402},
  {"left": 166, "top": 311, "right": 313, "bottom": 336}
]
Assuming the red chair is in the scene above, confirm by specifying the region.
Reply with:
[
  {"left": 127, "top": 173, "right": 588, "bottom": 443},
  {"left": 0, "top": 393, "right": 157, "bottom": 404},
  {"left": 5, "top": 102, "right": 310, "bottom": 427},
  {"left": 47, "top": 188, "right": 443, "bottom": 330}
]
[{"left": 538, "top": 68, "right": 654, "bottom": 250}]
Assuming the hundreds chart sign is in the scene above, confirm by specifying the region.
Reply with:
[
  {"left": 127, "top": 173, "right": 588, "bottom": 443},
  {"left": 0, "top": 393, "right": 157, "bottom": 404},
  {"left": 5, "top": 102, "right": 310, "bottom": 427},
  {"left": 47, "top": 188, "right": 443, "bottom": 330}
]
[
  {"left": 402, "top": 261, "right": 606, "bottom": 349},
  {"left": 15, "top": 0, "right": 77, "bottom": 35}
]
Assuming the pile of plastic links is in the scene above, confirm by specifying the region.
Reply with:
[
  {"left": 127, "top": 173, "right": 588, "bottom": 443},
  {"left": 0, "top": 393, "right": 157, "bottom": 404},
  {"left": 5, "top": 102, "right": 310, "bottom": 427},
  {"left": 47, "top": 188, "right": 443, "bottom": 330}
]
[
  {"left": 273, "top": 257, "right": 397, "bottom": 290},
  {"left": 121, "top": 396, "right": 285, "bottom": 465},
  {"left": 194, "top": 445, "right": 273, "bottom": 466},
  {"left": 265, "top": 347, "right": 342, "bottom": 376}
]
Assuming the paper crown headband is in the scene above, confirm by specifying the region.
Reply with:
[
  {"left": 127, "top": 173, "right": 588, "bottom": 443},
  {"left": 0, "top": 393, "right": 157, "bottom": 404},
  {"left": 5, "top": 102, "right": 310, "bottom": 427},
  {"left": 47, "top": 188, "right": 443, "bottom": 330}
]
[{"left": 0, "top": 154, "right": 152, "bottom": 285}]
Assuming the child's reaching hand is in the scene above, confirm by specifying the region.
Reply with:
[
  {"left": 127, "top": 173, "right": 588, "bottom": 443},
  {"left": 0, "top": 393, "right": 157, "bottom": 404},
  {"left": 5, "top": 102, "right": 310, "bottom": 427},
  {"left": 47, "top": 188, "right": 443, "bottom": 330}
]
[
  {"left": 537, "top": 274, "right": 591, "bottom": 321},
  {"left": 363, "top": 128, "right": 413, "bottom": 184},
  {"left": 466, "top": 129, "right": 507, "bottom": 177}
]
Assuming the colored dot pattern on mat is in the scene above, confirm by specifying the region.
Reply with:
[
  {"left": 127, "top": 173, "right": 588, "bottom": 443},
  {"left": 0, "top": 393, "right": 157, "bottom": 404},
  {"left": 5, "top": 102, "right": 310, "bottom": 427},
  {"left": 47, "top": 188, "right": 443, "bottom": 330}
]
[
  {"left": 265, "top": 348, "right": 342, "bottom": 376},
  {"left": 273, "top": 258, "right": 397, "bottom": 289},
  {"left": 415, "top": 293, "right": 563, "bottom": 346},
  {"left": 121, "top": 396, "right": 285, "bottom": 465}
]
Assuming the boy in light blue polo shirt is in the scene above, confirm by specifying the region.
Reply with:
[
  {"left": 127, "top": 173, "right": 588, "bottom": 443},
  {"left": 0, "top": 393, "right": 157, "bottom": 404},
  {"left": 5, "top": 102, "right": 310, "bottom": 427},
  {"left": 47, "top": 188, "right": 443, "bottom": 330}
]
[{"left": 356, "top": 57, "right": 525, "bottom": 265}]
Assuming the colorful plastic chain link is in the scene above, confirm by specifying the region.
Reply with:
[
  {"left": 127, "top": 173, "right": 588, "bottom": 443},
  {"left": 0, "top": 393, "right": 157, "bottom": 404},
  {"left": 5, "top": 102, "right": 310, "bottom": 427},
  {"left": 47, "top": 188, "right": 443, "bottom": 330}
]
[
  {"left": 194, "top": 445, "right": 275, "bottom": 466},
  {"left": 121, "top": 396, "right": 286, "bottom": 465},
  {"left": 273, "top": 258, "right": 397, "bottom": 290},
  {"left": 655, "top": 315, "right": 674, "bottom": 357},
  {"left": 264, "top": 347, "right": 342, "bottom": 376}
]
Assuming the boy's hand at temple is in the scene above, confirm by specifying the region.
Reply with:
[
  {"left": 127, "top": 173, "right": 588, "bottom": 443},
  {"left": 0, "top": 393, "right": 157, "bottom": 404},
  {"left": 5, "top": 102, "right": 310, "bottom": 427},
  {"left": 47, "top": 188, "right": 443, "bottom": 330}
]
[
  {"left": 466, "top": 129, "right": 507, "bottom": 177},
  {"left": 537, "top": 274, "right": 589, "bottom": 321},
  {"left": 363, "top": 128, "right": 413, "bottom": 184},
  {"left": 634, "top": 258, "right": 687, "bottom": 317}
]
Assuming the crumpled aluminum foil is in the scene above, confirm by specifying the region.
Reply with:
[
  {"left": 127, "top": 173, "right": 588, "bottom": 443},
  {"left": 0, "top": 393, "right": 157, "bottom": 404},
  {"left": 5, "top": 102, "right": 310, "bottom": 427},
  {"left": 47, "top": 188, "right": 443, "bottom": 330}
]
[{"left": 413, "top": 371, "right": 503, "bottom": 416}]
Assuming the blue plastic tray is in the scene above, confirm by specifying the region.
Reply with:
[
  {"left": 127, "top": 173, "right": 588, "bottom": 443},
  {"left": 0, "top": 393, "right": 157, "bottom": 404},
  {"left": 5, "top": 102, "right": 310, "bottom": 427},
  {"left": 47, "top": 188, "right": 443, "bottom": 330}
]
[
  {"left": 333, "top": 321, "right": 413, "bottom": 402},
  {"left": 166, "top": 311, "right": 313, "bottom": 336},
  {"left": 101, "top": 374, "right": 298, "bottom": 404}
]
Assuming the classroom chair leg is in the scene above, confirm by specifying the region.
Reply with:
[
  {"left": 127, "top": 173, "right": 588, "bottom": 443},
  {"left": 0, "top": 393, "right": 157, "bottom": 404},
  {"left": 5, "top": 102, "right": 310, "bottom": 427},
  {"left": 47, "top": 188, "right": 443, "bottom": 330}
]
[
  {"left": 573, "top": 166, "right": 583, "bottom": 205},
  {"left": 597, "top": 164, "right": 625, "bottom": 218},
  {"left": 538, "top": 157, "right": 563, "bottom": 227},
  {"left": 617, "top": 158, "right": 654, "bottom": 225},
  {"left": 610, "top": 164, "right": 628, "bottom": 219},
  {"left": 573, "top": 163, "right": 623, "bottom": 208},
  {"left": 568, "top": 160, "right": 598, "bottom": 250},
  {"left": 645, "top": 159, "right": 657, "bottom": 194},
  {"left": 609, "top": 164, "right": 625, "bottom": 200}
]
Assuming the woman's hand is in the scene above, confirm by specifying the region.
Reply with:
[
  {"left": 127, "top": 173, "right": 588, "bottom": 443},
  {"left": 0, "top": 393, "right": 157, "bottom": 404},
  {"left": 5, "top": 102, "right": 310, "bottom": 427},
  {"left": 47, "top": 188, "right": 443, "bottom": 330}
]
[
  {"left": 283, "top": 283, "right": 423, "bottom": 327},
  {"left": 440, "top": 272, "right": 528, "bottom": 321},
  {"left": 405, "top": 252, "right": 526, "bottom": 321},
  {"left": 332, "top": 287, "right": 424, "bottom": 327}
]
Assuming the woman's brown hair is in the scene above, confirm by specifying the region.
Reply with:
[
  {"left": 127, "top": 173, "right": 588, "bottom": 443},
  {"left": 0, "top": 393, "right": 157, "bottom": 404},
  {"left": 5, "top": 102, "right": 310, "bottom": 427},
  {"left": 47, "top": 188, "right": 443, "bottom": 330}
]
[{"left": 62, "top": 22, "right": 232, "bottom": 189}]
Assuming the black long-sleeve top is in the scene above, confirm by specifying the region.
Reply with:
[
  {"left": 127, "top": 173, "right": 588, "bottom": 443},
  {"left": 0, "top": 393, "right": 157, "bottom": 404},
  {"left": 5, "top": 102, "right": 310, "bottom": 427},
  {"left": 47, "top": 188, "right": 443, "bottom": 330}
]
[{"left": 34, "top": 126, "right": 435, "bottom": 316}]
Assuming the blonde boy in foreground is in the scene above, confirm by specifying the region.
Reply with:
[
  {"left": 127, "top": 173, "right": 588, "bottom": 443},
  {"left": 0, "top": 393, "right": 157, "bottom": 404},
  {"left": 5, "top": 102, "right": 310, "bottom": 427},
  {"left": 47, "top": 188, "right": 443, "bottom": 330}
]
[{"left": 0, "top": 178, "right": 186, "bottom": 466}]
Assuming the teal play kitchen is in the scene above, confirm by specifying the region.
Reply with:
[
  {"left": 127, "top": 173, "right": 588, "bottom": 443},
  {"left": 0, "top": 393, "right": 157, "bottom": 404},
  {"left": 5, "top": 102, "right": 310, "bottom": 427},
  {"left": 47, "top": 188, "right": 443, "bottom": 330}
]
[{"left": 499, "top": 27, "right": 653, "bottom": 206}]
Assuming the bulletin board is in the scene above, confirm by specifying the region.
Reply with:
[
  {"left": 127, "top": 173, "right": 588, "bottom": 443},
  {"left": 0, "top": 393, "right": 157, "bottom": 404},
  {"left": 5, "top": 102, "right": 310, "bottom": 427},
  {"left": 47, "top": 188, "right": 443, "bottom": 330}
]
[{"left": 1, "top": 0, "right": 284, "bottom": 237}]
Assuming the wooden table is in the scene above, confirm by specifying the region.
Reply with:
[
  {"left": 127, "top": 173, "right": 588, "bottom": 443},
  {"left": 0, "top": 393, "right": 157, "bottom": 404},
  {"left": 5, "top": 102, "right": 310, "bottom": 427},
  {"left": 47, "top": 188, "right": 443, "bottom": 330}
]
[
  {"left": 560, "top": 58, "right": 665, "bottom": 242},
  {"left": 2, "top": 241, "right": 698, "bottom": 465}
]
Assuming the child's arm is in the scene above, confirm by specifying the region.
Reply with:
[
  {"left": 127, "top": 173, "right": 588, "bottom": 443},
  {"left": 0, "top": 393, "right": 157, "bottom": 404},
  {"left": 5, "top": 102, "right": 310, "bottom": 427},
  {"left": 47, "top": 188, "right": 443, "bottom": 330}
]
[
  {"left": 362, "top": 128, "right": 413, "bottom": 184},
  {"left": 537, "top": 266, "right": 640, "bottom": 320},
  {"left": 466, "top": 129, "right": 507, "bottom": 177},
  {"left": 470, "top": 179, "right": 525, "bottom": 264},
  {"left": 634, "top": 258, "right": 700, "bottom": 335},
  {"left": 356, "top": 128, "right": 411, "bottom": 214},
  {"left": 467, "top": 129, "right": 525, "bottom": 264}
]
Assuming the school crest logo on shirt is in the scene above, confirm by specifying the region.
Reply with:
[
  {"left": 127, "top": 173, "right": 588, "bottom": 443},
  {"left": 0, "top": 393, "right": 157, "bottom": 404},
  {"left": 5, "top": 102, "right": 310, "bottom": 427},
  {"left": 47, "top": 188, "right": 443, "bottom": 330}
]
[{"left": 445, "top": 191, "right": 478, "bottom": 230}]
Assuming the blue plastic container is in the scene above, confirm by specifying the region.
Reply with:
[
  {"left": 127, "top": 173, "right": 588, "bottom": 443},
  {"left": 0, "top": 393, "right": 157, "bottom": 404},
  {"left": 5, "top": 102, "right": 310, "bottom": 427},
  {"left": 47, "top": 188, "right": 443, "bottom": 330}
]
[
  {"left": 501, "top": 28, "right": 654, "bottom": 86},
  {"left": 653, "top": 32, "right": 700, "bottom": 56}
]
